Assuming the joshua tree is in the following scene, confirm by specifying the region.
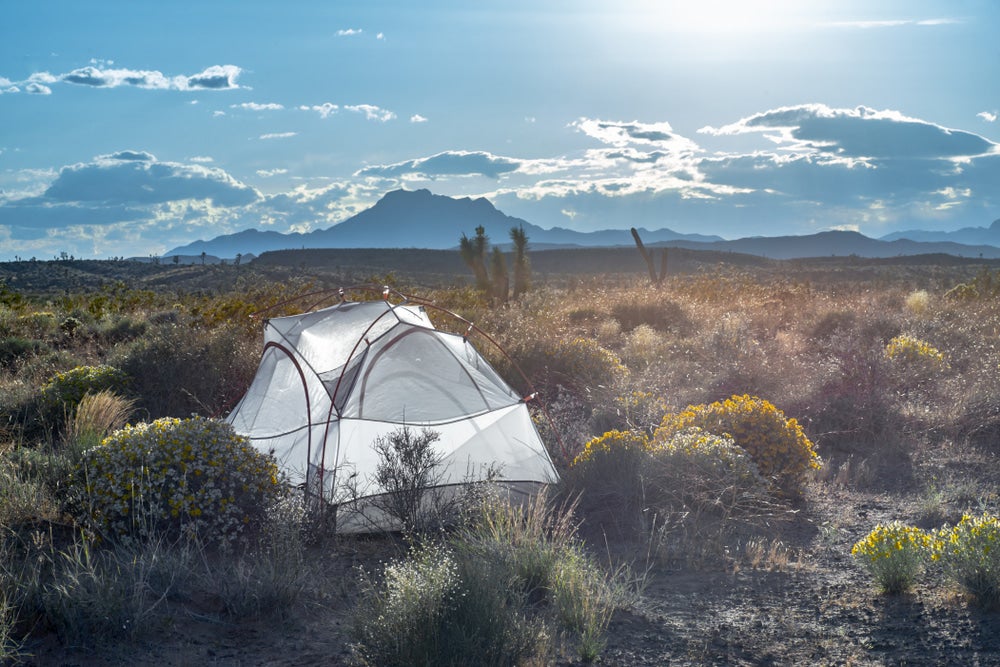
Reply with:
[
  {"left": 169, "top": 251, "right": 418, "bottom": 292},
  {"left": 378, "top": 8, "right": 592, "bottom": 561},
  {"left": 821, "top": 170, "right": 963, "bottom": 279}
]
[
  {"left": 490, "top": 246, "right": 509, "bottom": 304},
  {"left": 459, "top": 225, "right": 491, "bottom": 292},
  {"left": 510, "top": 225, "right": 531, "bottom": 299}
]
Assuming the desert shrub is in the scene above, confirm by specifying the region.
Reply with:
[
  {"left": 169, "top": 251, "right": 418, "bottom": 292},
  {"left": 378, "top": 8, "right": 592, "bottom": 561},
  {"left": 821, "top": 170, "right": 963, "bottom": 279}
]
[
  {"left": 568, "top": 430, "right": 651, "bottom": 524},
  {"left": 0, "top": 336, "right": 43, "bottom": 369},
  {"left": 353, "top": 542, "right": 540, "bottom": 667},
  {"left": 205, "top": 494, "right": 311, "bottom": 620},
  {"left": 30, "top": 537, "right": 172, "bottom": 647},
  {"left": 63, "top": 390, "right": 136, "bottom": 460},
  {"left": 354, "top": 495, "right": 628, "bottom": 665},
  {"left": 904, "top": 289, "right": 931, "bottom": 315},
  {"left": 58, "top": 316, "right": 82, "bottom": 337},
  {"left": 567, "top": 306, "right": 602, "bottom": 323},
  {"left": 0, "top": 458, "right": 61, "bottom": 527},
  {"left": 454, "top": 494, "right": 628, "bottom": 662},
  {"left": 88, "top": 315, "right": 148, "bottom": 345},
  {"left": 40, "top": 365, "right": 129, "bottom": 413},
  {"left": 370, "top": 426, "right": 444, "bottom": 533},
  {"left": 110, "top": 323, "right": 257, "bottom": 418},
  {"left": 803, "top": 331, "right": 900, "bottom": 458},
  {"left": 621, "top": 324, "right": 663, "bottom": 368},
  {"left": 80, "top": 416, "right": 282, "bottom": 545},
  {"left": 885, "top": 334, "right": 945, "bottom": 367},
  {"left": 654, "top": 394, "right": 820, "bottom": 497},
  {"left": 15, "top": 311, "right": 57, "bottom": 338},
  {"left": 655, "top": 427, "right": 770, "bottom": 513},
  {"left": 591, "top": 390, "right": 670, "bottom": 436},
  {"left": 944, "top": 282, "right": 979, "bottom": 301},
  {"left": 934, "top": 513, "right": 1000, "bottom": 609},
  {"left": 851, "top": 522, "right": 932, "bottom": 594},
  {"left": 610, "top": 299, "right": 690, "bottom": 334},
  {"left": 517, "top": 337, "right": 628, "bottom": 400},
  {"left": 808, "top": 310, "right": 857, "bottom": 344}
]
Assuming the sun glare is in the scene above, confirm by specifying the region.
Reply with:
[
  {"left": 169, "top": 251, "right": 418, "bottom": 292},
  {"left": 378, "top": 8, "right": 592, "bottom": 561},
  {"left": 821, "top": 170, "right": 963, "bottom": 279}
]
[{"left": 628, "top": 0, "right": 812, "bottom": 34}]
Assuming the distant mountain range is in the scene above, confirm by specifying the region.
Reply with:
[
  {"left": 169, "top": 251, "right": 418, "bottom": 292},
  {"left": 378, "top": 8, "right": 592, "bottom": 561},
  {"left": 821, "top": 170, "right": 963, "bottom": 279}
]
[{"left": 165, "top": 188, "right": 1000, "bottom": 260}]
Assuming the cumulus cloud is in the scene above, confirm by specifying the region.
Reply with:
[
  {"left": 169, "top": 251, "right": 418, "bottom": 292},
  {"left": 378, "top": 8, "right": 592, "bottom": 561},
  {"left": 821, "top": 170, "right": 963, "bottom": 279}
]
[
  {"left": 52, "top": 64, "right": 243, "bottom": 91},
  {"left": 188, "top": 156, "right": 214, "bottom": 163},
  {"left": 410, "top": 114, "right": 428, "bottom": 123},
  {"left": 300, "top": 103, "right": 339, "bottom": 118},
  {"left": 337, "top": 28, "right": 362, "bottom": 36},
  {"left": 571, "top": 118, "right": 701, "bottom": 156},
  {"left": 231, "top": 102, "right": 284, "bottom": 111},
  {"left": 356, "top": 151, "right": 522, "bottom": 179},
  {"left": 259, "top": 132, "right": 297, "bottom": 140},
  {"left": 978, "top": 111, "right": 998, "bottom": 123},
  {"left": 256, "top": 168, "right": 289, "bottom": 177},
  {"left": 36, "top": 151, "right": 260, "bottom": 207},
  {"left": 25, "top": 82, "right": 51, "bottom": 95},
  {"left": 345, "top": 104, "right": 396, "bottom": 122},
  {"left": 699, "top": 104, "right": 997, "bottom": 159}
]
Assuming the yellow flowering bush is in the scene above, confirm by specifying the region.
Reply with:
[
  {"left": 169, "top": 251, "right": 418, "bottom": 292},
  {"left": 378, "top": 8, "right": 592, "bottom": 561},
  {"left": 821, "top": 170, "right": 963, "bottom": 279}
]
[
  {"left": 653, "top": 394, "right": 820, "bottom": 497},
  {"left": 572, "top": 429, "right": 651, "bottom": 467},
  {"left": 41, "top": 365, "right": 129, "bottom": 411},
  {"left": 80, "top": 416, "right": 282, "bottom": 544},
  {"left": 885, "top": 334, "right": 944, "bottom": 366},
  {"left": 934, "top": 513, "right": 1000, "bottom": 609},
  {"left": 653, "top": 427, "right": 770, "bottom": 515},
  {"left": 851, "top": 522, "right": 932, "bottom": 593},
  {"left": 657, "top": 428, "right": 767, "bottom": 494},
  {"left": 569, "top": 430, "right": 652, "bottom": 517}
]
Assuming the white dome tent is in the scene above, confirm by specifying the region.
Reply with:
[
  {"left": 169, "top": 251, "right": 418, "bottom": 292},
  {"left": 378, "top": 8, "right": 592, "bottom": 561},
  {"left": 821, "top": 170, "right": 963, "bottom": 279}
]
[{"left": 227, "top": 286, "right": 559, "bottom": 532}]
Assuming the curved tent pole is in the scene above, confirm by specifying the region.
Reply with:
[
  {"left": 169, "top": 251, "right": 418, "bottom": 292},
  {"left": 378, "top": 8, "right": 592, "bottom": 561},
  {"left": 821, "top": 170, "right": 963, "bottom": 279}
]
[
  {"left": 321, "top": 304, "right": 404, "bottom": 504},
  {"left": 257, "top": 340, "right": 317, "bottom": 501},
  {"left": 249, "top": 284, "right": 410, "bottom": 320},
  {"left": 247, "top": 284, "right": 569, "bottom": 463},
  {"left": 402, "top": 298, "right": 570, "bottom": 461}
]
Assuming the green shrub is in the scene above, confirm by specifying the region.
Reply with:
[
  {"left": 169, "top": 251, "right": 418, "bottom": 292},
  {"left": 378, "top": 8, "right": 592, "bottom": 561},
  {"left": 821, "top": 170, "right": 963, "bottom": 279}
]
[
  {"left": 110, "top": 324, "right": 256, "bottom": 418},
  {"left": 353, "top": 495, "right": 629, "bottom": 665},
  {"left": 654, "top": 427, "right": 770, "bottom": 514},
  {"left": 851, "top": 521, "right": 932, "bottom": 594},
  {"left": 352, "top": 542, "right": 539, "bottom": 667},
  {"left": 515, "top": 336, "right": 628, "bottom": 396},
  {"left": 80, "top": 416, "right": 282, "bottom": 545},
  {"left": 0, "top": 336, "right": 42, "bottom": 369},
  {"left": 934, "top": 513, "right": 1000, "bottom": 609},
  {"left": 40, "top": 365, "right": 129, "bottom": 414},
  {"left": 654, "top": 394, "right": 820, "bottom": 497}
]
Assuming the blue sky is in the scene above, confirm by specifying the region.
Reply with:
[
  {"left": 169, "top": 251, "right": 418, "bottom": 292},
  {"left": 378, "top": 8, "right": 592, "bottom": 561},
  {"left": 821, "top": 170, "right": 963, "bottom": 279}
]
[{"left": 1, "top": 0, "right": 999, "bottom": 260}]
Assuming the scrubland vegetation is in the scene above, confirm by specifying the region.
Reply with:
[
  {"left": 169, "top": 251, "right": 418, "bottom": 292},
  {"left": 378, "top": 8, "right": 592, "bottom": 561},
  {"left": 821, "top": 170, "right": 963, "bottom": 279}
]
[{"left": 2, "top": 254, "right": 1000, "bottom": 664}]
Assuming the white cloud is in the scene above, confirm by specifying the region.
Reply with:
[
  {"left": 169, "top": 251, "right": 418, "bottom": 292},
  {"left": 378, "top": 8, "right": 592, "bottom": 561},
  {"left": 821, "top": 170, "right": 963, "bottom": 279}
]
[
  {"left": 978, "top": 111, "right": 998, "bottom": 123},
  {"left": 337, "top": 28, "right": 362, "bottom": 36},
  {"left": 377, "top": 32, "right": 385, "bottom": 40},
  {"left": 231, "top": 102, "right": 284, "bottom": 111},
  {"left": 356, "top": 151, "right": 522, "bottom": 179},
  {"left": 699, "top": 104, "right": 996, "bottom": 159},
  {"left": 825, "top": 18, "right": 960, "bottom": 29},
  {"left": 213, "top": 110, "right": 226, "bottom": 117},
  {"left": 52, "top": 64, "right": 243, "bottom": 91},
  {"left": 410, "top": 114, "right": 428, "bottom": 123},
  {"left": 25, "top": 82, "right": 51, "bottom": 95},
  {"left": 259, "top": 132, "right": 297, "bottom": 140},
  {"left": 345, "top": 104, "right": 396, "bottom": 122},
  {"left": 188, "top": 156, "right": 214, "bottom": 163},
  {"left": 256, "top": 168, "right": 289, "bottom": 177},
  {"left": 571, "top": 118, "right": 701, "bottom": 156},
  {"left": 300, "top": 103, "right": 339, "bottom": 118}
]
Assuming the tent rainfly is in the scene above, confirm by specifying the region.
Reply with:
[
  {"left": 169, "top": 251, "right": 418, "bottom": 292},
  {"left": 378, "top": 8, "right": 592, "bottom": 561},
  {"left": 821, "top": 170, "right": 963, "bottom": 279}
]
[{"left": 227, "top": 292, "right": 558, "bottom": 531}]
